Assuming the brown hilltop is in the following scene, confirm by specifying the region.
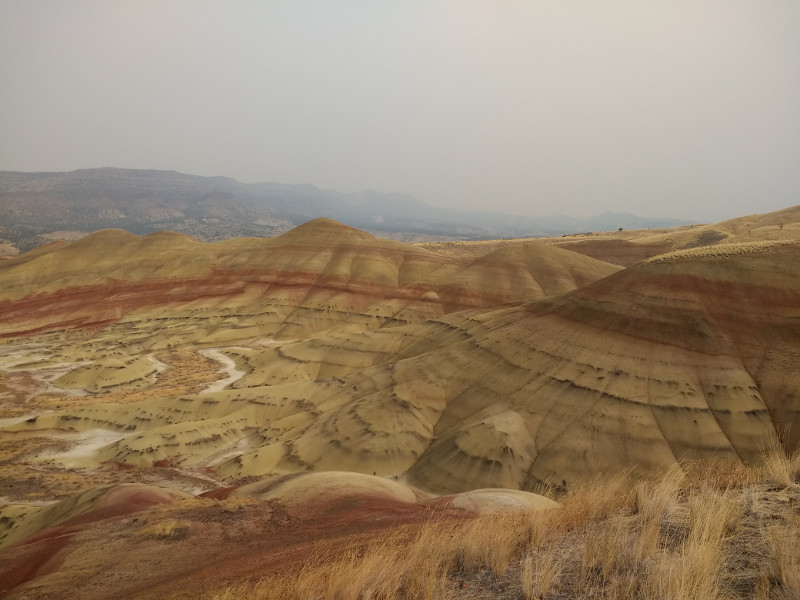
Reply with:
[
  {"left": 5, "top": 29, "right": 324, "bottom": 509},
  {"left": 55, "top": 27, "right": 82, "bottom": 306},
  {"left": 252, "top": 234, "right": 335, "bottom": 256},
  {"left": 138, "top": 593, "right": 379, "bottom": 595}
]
[{"left": 275, "top": 216, "right": 376, "bottom": 241}]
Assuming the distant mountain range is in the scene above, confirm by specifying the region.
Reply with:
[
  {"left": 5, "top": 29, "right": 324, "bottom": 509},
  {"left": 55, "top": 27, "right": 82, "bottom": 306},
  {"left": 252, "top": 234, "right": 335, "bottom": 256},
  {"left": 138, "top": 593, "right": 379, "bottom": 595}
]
[{"left": 0, "top": 168, "right": 696, "bottom": 252}]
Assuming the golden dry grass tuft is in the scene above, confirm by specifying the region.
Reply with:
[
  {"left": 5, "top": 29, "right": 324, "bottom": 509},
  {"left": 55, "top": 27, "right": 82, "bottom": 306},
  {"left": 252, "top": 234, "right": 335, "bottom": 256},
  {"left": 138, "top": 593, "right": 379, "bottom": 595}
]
[
  {"left": 199, "top": 451, "right": 800, "bottom": 600},
  {"left": 136, "top": 519, "right": 191, "bottom": 539},
  {"left": 759, "top": 439, "right": 800, "bottom": 488},
  {"left": 768, "top": 521, "right": 800, "bottom": 600}
]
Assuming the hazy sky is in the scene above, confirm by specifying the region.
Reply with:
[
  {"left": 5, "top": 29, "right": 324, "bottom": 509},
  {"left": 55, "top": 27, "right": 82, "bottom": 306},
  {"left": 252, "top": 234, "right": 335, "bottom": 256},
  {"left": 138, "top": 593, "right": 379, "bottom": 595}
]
[{"left": 2, "top": 1, "right": 799, "bottom": 221}]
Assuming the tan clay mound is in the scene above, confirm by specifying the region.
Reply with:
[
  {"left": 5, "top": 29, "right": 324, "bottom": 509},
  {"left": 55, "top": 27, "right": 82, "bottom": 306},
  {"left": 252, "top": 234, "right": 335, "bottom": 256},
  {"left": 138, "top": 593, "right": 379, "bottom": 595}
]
[
  {"left": 53, "top": 354, "right": 162, "bottom": 393},
  {"left": 226, "top": 471, "right": 557, "bottom": 517},
  {"left": 0, "top": 219, "right": 619, "bottom": 340},
  {"left": 440, "top": 488, "right": 559, "bottom": 513},
  {"left": 225, "top": 470, "right": 557, "bottom": 514},
  {"left": 0, "top": 482, "right": 192, "bottom": 549},
  {"left": 421, "top": 240, "right": 622, "bottom": 312},
  {"left": 229, "top": 471, "right": 426, "bottom": 506}
]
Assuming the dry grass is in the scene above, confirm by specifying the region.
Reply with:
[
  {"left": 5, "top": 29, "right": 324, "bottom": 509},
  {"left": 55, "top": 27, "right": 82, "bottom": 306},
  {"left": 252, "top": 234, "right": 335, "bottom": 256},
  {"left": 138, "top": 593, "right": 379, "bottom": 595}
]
[
  {"left": 645, "top": 239, "right": 792, "bottom": 263},
  {"left": 768, "top": 522, "right": 800, "bottom": 600},
  {"left": 136, "top": 519, "right": 190, "bottom": 539},
  {"left": 521, "top": 549, "right": 564, "bottom": 600},
  {"left": 759, "top": 438, "right": 800, "bottom": 488},
  {"left": 200, "top": 451, "right": 800, "bottom": 600}
]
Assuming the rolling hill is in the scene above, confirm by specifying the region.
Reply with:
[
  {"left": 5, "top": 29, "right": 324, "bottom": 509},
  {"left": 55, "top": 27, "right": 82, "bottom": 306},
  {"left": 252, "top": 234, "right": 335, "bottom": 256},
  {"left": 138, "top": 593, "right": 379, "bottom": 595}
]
[
  {"left": 0, "top": 218, "right": 620, "bottom": 339},
  {"left": 0, "top": 208, "right": 799, "bottom": 598}
]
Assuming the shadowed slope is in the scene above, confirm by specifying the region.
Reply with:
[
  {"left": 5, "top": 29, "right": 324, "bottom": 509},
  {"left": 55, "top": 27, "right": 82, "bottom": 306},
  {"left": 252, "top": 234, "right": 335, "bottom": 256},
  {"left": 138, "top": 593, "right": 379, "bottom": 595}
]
[
  {"left": 232, "top": 240, "right": 796, "bottom": 489},
  {"left": 406, "top": 241, "right": 800, "bottom": 491}
]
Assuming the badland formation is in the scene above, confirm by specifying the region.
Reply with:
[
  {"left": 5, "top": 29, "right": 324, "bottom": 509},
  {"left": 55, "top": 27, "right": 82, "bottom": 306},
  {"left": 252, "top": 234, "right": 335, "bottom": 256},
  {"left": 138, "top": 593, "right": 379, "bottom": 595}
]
[{"left": 0, "top": 194, "right": 799, "bottom": 599}]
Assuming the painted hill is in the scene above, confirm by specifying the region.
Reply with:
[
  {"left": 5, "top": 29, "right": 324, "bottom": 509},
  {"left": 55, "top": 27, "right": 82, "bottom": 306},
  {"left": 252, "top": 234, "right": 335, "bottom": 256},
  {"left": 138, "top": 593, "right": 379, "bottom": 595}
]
[
  {"left": 0, "top": 218, "right": 621, "bottom": 339},
  {"left": 2, "top": 232, "right": 797, "bottom": 496},
  {"left": 1, "top": 210, "right": 800, "bottom": 598}
]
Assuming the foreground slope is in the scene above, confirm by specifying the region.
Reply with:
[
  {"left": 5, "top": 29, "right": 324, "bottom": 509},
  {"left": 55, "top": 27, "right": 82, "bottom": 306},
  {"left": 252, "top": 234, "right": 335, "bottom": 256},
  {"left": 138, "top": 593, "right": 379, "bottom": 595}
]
[
  {"left": 0, "top": 474, "right": 556, "bottom": 598},
  {"left": 2, "top": 457, "right": 797, "bottom": 599}
]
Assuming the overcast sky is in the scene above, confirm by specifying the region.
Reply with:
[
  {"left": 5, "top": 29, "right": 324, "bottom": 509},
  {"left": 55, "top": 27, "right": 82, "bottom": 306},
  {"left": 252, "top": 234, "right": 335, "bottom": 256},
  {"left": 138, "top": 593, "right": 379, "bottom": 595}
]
[{"left": 2, "top": 1, "right": 799, "bottom": 221}]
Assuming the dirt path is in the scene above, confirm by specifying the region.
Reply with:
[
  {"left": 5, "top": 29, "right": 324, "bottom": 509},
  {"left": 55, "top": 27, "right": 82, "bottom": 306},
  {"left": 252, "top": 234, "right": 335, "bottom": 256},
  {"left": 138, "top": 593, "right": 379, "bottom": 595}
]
[{"left": 198, "top": 349, "right": 245, "bottom": 393}]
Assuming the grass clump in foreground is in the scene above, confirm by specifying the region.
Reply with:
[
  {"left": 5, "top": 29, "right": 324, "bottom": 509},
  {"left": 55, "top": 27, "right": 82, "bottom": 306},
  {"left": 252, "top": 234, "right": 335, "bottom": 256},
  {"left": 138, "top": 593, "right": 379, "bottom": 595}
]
[{"left": 203, "top": 447, "right": 800, "bottom": 600}]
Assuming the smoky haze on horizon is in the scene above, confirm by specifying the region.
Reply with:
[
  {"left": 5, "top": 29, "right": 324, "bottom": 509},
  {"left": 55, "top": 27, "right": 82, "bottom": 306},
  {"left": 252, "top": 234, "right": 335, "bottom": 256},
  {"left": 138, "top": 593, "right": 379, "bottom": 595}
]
[{"left": 1, "top": 1, "right": 799, "bottom": 223}]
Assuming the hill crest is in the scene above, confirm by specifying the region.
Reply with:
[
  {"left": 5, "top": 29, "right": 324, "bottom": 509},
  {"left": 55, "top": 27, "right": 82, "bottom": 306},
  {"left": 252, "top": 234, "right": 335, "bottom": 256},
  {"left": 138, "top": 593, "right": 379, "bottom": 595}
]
[{"left": 0, "top": 219, "right": 621, "bottom": 338}]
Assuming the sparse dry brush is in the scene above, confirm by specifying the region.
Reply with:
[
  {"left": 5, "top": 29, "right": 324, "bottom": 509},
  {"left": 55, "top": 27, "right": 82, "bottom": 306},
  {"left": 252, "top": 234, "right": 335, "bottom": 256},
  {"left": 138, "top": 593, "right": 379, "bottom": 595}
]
[
  {"left": 136, "top": 519, "right": 191, "bottom": 539},
  {"left": 202, "top": 450, "right": 800, "bottom": 600}
]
